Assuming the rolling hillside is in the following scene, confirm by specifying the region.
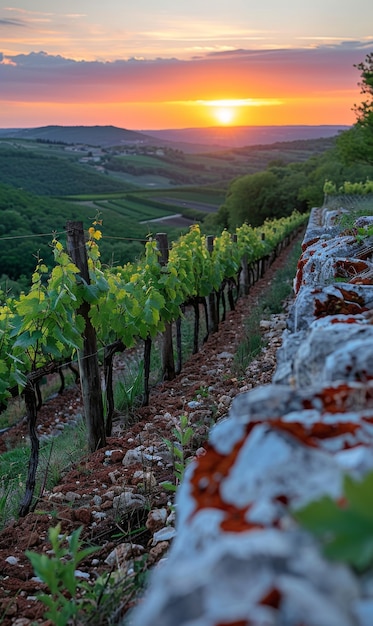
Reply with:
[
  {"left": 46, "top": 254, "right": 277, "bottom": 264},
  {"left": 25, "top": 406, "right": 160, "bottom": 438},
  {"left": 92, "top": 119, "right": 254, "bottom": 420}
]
[
  {"left": 0, "top": 124, "right": 349, "bottom": 151},
  {"left": 0, "top": 125, "right": 157, "bottom": 147},
  {"left": 0, "top": 125, "right": 347, "bottom": 290},
  {"left": 142, "top": 124, "right": 350, "bottom": 148}
]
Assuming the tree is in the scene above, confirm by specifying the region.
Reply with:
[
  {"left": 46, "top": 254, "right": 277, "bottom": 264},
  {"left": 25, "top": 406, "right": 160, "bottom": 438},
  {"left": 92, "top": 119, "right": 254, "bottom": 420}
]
[
  {"left": 337, "top": 53, "right": 373, "bottom": 165},
  {"left": 220, "top": 171, "right": 281, "bottom": 228},
  {"left": 354, "top": 53, "right": 373, "bottom": 124},
  {"left": 218, "top": 167, "right": 309, "bottom": 229}
]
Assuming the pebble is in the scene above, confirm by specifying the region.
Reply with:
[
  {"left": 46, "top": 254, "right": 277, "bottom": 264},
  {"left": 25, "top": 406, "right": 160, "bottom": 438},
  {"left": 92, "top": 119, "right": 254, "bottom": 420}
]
[
  {"left": 152, "top": 526, "right": 177, "bottom": 545},
  {"left": 146, "top": 508, "right": 168, "bottom": 532},
  {"left": 75, "top": 569, "right": 90, "bottom": 579},
  {"left": 187, "top": 400, "right": 202, "bottom": 409},
  {"left": 122, "top": 447, "right": 149, "bottom": 467},
  {"left": 65, "top": 491, "right": 81, "bottom": 502},
  {"left": 5, "top": 556, "right": 19, "bottom": 565},
  {"left": 217, "top": 351, "right": 234, "bottom": 359},
  {"left": 92, "top": 511, "right": 107, "bottom": 521},
  {"left": 104, "top": 543, "right": 144, "bottom": 567},
  {"left": 133, "top": 470, "right": 157, "bottom": 490},
  {"left": 112, "top": 490, "right": 147, "bottom": 514}
]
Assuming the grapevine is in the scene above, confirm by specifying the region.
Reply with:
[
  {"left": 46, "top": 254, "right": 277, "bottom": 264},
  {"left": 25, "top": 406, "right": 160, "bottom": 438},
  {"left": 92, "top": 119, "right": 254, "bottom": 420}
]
[{"left": 0, "top": 210, "right": 307, "bottom": 409}]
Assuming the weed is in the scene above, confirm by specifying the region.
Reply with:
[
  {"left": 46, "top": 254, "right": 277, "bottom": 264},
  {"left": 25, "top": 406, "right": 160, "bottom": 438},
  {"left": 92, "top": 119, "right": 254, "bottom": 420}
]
[
  {"left": 26, "top": 523, "right": 99, "bottom": 626},
  {"left": 114, "top": 360, "right": 144, "bottom": 415},
  {"left": 27, "top": 521, "right": 151, "bottom": 625},
  {"left": 0, "top": 483, "right": 10, "bottom": 527},
  {"left": 161, "top": 414, "right": 194, "bottom": 492},
  {"left": 36, "top": 419, "right": 88, "bottom": 493},
  {"left": 0, "top": 396, "right": 25, "bottom": 431},
  {"left": 194, "top": 385, "right": 209, "bottom": 399},
  {"left": 0, "top": 445, "right": 30, "bottom": 526}
]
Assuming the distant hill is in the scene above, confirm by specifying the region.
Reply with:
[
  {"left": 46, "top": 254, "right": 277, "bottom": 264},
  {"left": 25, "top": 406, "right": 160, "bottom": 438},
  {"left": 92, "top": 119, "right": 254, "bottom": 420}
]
[
  {"left": 142, "top": 125, "right": 350, "bottom": 148},
  {"left": 0, "top": 125, "right": 157, "bottom": 147},
  {"left": 0, "top": 124, "right": 350, "bottom": 151}
]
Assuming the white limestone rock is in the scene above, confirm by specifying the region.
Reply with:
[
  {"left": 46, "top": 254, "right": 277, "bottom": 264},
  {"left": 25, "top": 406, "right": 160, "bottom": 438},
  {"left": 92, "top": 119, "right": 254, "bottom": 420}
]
[
  {"left": 129, "top": 528, "right": 358, "bottom": 626},
  {"left": 287, "top": 284, "right": 373, "bottom": 332},
  {"left": 322, "top": 336, "right": 373, "bottom": 383},
  {"left": 293, "top": 321, "right": 373, "bottom": 387}
]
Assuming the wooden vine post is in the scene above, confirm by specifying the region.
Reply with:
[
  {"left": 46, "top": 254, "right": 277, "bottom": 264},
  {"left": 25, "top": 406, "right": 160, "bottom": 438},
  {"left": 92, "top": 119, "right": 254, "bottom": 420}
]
[
  {"left": 206, "top": 235, "right": 219, "bottom": 333},
  {"left": 66, "top": 221, "right": 106, "bottom": 452},
  {"left": 260, "top": 232, "right": 266, "bottom": 278},
  {"left": 240, "top": 251, "right": 250, "bottom": 295},
  {"left": 156, "top": 233, "right": 176, "bottom": 381}
]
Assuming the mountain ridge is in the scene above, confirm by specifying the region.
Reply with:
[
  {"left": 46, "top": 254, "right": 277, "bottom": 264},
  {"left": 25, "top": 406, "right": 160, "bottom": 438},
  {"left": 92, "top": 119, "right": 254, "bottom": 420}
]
[
  {"left": 143, "top": 124, "right": 350, "bottom": 148},
  {"left": 0, "top": 124, "right": 350, "bottom": 150}
]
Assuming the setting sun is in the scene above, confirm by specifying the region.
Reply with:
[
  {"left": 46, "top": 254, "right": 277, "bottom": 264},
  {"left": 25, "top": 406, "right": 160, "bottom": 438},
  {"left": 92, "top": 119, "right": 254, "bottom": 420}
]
[
  {"left": 214, "top": 107, "right": 236, "bottom": 125},
  {"left": 192, "top": 98, "right": 284, "bottom": 128}
]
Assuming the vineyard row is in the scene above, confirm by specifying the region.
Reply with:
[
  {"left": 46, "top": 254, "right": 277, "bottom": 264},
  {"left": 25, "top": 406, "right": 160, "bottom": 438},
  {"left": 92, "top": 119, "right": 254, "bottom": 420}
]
[{"left": 0, "top": 211, "right": 307, "bottom": 410}]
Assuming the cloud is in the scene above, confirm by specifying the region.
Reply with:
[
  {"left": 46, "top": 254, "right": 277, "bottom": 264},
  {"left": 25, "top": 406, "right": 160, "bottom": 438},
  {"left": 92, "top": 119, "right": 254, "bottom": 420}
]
[
  {"left": 0, "top": 41, "right": 370, "bottom": 106},
  {"left": 0, "top": 54, "right": 16, "bottom": 66},
  {"left": 0, "top": 18, "right": 27, "bottom": 27}
]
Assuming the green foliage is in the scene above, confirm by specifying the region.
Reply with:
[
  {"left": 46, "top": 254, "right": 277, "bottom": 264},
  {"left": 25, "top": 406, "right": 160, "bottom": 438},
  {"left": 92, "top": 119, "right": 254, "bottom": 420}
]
[
  {"left": 219, "top": 166, "right": 310, "bottom": 229},
  {"left": 161, "top": 414, "right": 194, "bottom": 492},
  {"left": 337, "top": 53, "right": 373, "bottom": 166},
  {"left": 26, "top": 523, "right": 99, "bottom": 625},
  {"left": 295, "top": 471, "right": 373, "bottom": 572},
  {"left": 26, "top": 518, "right": 150, "bottom": 624},
  {"left": 211, "top": 143, "right": 373, "bottom": 232},
  {"left": 324, "top": 178, "right": 373, "bottom": 195}
]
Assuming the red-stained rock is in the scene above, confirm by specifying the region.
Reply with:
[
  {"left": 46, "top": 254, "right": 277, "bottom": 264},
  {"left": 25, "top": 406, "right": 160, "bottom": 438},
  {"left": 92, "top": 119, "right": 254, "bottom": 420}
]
[{"left": 73, "top": 508, "right": 92, "bottom": 524}]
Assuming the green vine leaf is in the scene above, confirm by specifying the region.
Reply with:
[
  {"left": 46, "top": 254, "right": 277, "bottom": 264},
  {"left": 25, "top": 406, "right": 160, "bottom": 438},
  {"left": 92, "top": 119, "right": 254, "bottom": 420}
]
[{"left": 294, "top": 471, "right": 373, "bottom": 571}]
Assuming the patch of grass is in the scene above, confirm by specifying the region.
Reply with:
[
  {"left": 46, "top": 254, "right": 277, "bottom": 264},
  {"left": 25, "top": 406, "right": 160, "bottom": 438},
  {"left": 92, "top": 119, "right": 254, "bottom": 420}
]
[
  {"left": 0, "top": 369, "right": 77, "bottom": 431},
  {"left": 114, "top": 361, "right": 145, "bottom": 417},
  {"left": 0, "top": 418, "right": 88, "bottom": 528},
  {"left": 233, "top": 310, "right": 263, "bottom": 375},
  {"left": 232, "top": 241, "right": 301, "bottom": 376},
  {"left": 0, "top": 444, "right": 31, "bottom": 527},
  {"left": 336, "top": 205, "right": 373, "bottom": 231},
  {"left": 37, "top": 419, "right": 88, "bottom": 492},
  {"left": 0, "top": 397, "right": 25, "bottom": 431}
]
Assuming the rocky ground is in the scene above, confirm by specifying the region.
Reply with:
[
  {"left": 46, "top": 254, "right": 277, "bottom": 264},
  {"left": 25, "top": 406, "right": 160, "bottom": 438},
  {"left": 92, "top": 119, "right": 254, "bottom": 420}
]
[{"left": 0, "top": 243, "right": 296, "bottom": 626}]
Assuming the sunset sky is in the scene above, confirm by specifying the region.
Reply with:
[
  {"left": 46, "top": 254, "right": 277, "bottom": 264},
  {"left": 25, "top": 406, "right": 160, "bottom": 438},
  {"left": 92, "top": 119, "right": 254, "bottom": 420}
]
[{"left": 1, "top": 1, "right": 373, "bottom": 130}]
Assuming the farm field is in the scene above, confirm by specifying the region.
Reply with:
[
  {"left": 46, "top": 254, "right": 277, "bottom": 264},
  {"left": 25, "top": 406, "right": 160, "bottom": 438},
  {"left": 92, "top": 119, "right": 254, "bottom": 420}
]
[
  {"left": 104, "top": 140, "right": 333, "bottom": 187},
  {"left": 0, "top": 133, "right": 337, "bottom": 195}
]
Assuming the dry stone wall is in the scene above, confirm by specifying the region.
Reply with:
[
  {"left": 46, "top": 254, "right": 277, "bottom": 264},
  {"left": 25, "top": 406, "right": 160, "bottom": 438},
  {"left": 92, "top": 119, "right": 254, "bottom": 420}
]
[{"left": 129, "top": 207, "right": 373, "bottom": 626}]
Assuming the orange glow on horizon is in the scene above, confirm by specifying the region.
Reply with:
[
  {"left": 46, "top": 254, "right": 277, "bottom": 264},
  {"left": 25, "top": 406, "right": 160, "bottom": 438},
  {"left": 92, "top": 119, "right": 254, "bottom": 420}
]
[{"left": 0, "top": 94, "right": 357, "bottom": 130}]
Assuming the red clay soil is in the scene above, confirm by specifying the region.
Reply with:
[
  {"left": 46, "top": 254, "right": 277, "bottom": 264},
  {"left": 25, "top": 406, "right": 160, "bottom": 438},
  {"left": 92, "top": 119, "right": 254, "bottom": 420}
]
[{"left": 0, "top": 239, "right": 299, "bottom": 625}]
